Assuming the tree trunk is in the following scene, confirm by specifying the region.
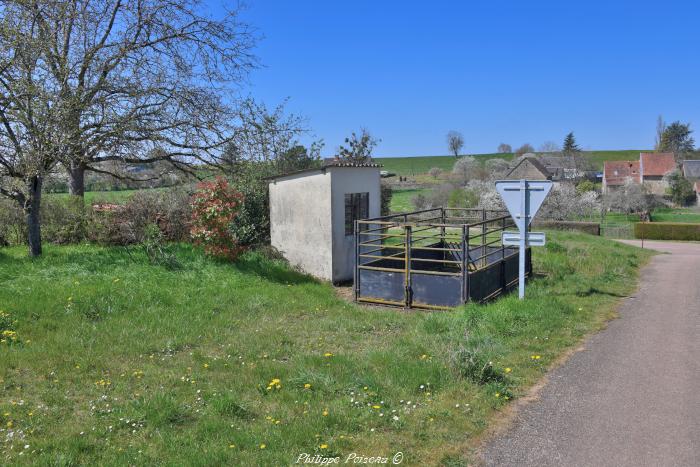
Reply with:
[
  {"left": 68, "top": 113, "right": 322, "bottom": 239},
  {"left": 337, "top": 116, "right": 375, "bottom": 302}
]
[
  {"left": 24, "top": 176, "right": 43, "bottom": 257},
  {"left": 67, "top": 161, "right": 86, "bottom": 197}
]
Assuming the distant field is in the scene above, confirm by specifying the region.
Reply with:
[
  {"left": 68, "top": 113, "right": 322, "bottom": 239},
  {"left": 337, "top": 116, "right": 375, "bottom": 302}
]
[
  {"left": 376, "top": 150, "right": 650, "bottom": 176},
  {"left": 389, "top": 188, "right": 429, "bottom": 212},
  {"left": 48, "top": 188, "right": 165, "bottom": 204},
  {"left": 375, "top": 153, "right": 514, "bottom": 176}
]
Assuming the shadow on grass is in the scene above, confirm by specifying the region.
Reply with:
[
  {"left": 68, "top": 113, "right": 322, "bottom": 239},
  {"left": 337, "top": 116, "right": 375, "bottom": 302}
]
[{"left": 232, "top": 252, "right": 317, "bottom": 285}]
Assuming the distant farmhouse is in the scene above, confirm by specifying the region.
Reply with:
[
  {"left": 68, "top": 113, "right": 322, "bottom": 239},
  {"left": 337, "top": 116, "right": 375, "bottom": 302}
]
[
  {"left": 505, "top": 154, "right": 588, "bottom": 182},
  {"left": 602, "top": 152, "right": 676, "bottom": 195},
  {"left": 505, "top": 156, "right": 551, "bottom": 180}
]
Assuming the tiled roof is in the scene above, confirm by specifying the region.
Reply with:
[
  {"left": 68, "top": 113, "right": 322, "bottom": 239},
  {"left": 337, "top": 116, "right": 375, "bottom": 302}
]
[
  {"left": 266, "top": 160, "right": 382, "bottom": 180},
  {"left": 640, "top": 152, "right": 676, "bottom": 177},
  {"left": 604, "top": 160, "right": 640, "bottom": 186},
  {"left": 682, "top": 160, "right": 700, "bottom": 179}
]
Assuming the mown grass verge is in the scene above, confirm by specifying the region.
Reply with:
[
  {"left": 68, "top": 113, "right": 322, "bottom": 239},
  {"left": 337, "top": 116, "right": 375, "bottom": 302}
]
[{"left": 0, "top": 232, "right": 652, "bottom": 465}]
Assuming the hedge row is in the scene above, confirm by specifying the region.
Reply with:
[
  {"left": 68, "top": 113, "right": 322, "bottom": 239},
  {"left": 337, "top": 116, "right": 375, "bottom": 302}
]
[
  {"left": 533, "top": 220, "right": 600, "bottom": 236},
  {"left": 634, "top": 222, "right": 700, "bottom": 241}
]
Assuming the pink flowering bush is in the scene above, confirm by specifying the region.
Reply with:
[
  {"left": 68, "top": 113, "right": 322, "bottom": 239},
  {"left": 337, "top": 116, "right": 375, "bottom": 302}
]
[{"left": 190, "top": 177, "right": 245, "bottom": 260}]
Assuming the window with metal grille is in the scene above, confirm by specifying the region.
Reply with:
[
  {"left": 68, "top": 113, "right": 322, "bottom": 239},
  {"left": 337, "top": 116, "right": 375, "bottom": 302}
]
[{"left": 344, "top": 192, "right": 369, "bottom": 235}]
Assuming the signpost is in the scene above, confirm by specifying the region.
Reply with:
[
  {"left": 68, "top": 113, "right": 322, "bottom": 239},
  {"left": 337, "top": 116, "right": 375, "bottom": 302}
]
[{"left": 495, "top": 179, "right": 553, "bottom": 299}]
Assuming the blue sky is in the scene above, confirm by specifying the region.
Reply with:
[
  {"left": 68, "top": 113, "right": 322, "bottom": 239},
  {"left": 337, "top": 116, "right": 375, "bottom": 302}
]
[{"left": 215, "top": 1, "right": 700, "bottom": 157}]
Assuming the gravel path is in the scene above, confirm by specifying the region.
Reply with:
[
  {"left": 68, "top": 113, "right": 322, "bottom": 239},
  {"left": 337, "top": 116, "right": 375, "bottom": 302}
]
[{"left": 480, "top": 240, "right": 700, "bottom": 467}]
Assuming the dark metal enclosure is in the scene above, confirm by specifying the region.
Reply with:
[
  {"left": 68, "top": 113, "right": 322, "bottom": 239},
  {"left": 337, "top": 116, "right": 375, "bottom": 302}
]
[{"left": 353, "top": 208, "right": 531, "bottom": 310}]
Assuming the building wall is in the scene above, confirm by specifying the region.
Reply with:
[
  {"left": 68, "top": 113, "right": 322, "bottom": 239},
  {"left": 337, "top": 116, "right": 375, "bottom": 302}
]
[
  {"left": 642, "top": 177, "right": 667, "bottom": 195},
  {"left": 269, "top": 170, "right": 334, "bottom": 281},
  {"left": 330, "top": 167, "right": 381, "bottom": 282}
]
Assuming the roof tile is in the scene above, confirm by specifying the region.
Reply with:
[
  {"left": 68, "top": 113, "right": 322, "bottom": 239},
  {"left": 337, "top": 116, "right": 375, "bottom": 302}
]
[
  {"left": 604, "top": 160, "right": 640, "bottom": 185},
  {"left": 640, "top": 152, "right": 676, "bottom": 177}
]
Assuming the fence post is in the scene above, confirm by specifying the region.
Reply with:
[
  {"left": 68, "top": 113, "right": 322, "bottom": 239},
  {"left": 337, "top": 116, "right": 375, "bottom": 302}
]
[
  {"left": 354, "top": 220, "right": 360, "bottom": 302},
  {"left": 440, "top": 207, "right": 446, "bottom": 260},
  {"left": 404, "top": 225, "right": 412, "bottom": 309},
  {"left": 502, "top": 216, "right": 506, "bottom": 260},
  {"left": 481, "top": 209, "right": 487, "bottom": 268},
  {"left": 461, "top": 224, "right": 468, "bottom": 303}
]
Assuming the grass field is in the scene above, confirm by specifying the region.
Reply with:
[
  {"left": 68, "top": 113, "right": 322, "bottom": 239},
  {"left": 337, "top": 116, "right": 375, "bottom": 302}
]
[
  {"left": 389, "top": 188, "right": 429, "bottom": 212},
  {"left": 376, "top": 153, "right": 514, "bottom": 176},
  {"left": 48, "top": 189, "right": 141, "bottom": 204},
  {"left": 0, "top": 232, "right": 651, "bottom": 465},
  {"left": 376, "top": 150, "right": 650, "bottom": 176}
]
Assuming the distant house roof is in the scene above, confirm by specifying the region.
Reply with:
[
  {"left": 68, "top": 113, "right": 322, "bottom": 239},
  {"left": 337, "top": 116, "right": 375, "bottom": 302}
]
[
  {"left": 604, "top": 160, "right": 640, "bottom": 186},
  {"left": 539, "top": 155, "right": 578, "bottom": 169},
  {"left": 682, "top": 160, "right": 700, "bottom": 179},
  {"left": 640, "top": 152, "right": 676, "bottom": 177},
  {"left": 505, "top": 156, "right": 551, "bottom": 180},
  {"left": 266, "top": 160, "right": 382, "bottom": 181}
]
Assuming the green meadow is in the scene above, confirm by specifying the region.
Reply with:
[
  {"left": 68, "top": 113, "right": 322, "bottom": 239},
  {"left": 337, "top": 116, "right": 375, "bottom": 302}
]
[
  {"left": 0, "top": 232, "right": 651, "bottom": 465},
  {"left": 375, "top": 149, "right": 649, "bottom": 176}
]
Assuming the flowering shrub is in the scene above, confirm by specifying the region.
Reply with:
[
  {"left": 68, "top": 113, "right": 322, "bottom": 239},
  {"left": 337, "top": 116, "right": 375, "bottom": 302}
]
[{"left": 190, "top": 177, "right": 245, "bottom": 260}]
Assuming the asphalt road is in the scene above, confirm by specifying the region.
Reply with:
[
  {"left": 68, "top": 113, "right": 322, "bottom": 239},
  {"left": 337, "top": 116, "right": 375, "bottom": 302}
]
[{"left": 480, "top": 240, "right": 700, "bottom": 467}]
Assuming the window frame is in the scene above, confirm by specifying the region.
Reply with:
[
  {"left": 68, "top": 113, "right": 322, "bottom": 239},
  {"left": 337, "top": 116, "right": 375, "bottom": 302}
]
[{"left": 344, "top": 192, "right": 369, "bottom": 236}]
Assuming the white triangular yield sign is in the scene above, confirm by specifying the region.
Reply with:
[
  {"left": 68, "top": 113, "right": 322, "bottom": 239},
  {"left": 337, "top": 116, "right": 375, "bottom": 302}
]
[{"left": 495, "top": 180, "right": 553, "bottom": 228}]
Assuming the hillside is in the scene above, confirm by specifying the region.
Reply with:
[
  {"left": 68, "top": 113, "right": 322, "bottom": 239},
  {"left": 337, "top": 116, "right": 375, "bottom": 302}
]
[{"left": 375, "top": 150, "right": 650, "bottom": 176}]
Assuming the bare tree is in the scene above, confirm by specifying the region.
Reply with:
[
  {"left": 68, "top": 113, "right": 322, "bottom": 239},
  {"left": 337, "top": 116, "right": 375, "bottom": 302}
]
[
  {"left": 338, "top": 128, "right": 380, "bottom": 163},
  {"left": 428, "top": 167, "right": 442, "bottom": 179},
  {"left": 654, "top": 115, "right": 666, "bottom": 151},
  {"left": 497, "top": 143, "right": 512, "bottom": 153},
  {"left": 539, "top": 141, "right": 561, "bottom": 152},
  {"left": 446, "top": 131, "right": 464, "bottom": 157},
  {"left": 2, "top": 0, "right": 257, "bottom": 198},
  {"left": 514, "top": 143, "right": 535, "bottom": 157},
  {"left": 0, "top": 0, "right": 257, "bottom": 255}
]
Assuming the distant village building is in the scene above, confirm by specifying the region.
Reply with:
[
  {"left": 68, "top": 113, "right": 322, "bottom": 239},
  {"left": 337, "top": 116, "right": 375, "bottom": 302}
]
[
  {"left": 682, "top": 160, "right": 700, "bottom": 180},
  {"left": 602, "top": 160, "right": 640, "bottom": 193},
  {"left": 602, "top": 152, "right": 676, "bottom": 194},
  {"left": 504, "top": 156, "right": 552, "bottom": 181},
  {"left": 505, "top": 154, "right": 588, "bottom": 182},
  {"left": 538, "top": 155, "right": 587, "bottom": 181},
  {"left": 267, "top": 161, "right": 381, "bottom": 283}
]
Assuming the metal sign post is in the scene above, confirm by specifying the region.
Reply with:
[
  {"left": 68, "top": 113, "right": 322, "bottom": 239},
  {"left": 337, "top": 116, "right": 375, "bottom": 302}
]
[{"left": 495, "top": 179, "right": 553, "bottom": 299}]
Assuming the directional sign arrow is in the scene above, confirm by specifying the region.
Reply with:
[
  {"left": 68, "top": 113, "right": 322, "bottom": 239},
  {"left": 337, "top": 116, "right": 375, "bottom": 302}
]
[
  {"left": 495, "top": 180, "right": 553, "bottom": 227},
  {"left": 502, "top": 231, "right": 546, "bottom": 247}
]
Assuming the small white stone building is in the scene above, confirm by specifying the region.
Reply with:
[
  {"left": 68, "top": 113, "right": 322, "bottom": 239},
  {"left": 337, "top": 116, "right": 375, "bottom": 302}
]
[{"left": 268, "top": 162, "right": 381, "bottom": 283}]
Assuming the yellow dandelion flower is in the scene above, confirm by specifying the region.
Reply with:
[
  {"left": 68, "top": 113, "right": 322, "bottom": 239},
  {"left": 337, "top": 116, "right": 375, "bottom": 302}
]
[
  {"left": 505, "top": 367, "right": 512, "bottom": 373},
  {"left": 320, "top": 444, "right": 328, "bottom": 449},
  {"left": 322, "top": 410, "right": 329, "bottom": 416},
  {"left": 203, "top": 363, "right": 209, "bottom": 369},
  {"left": 323, "top": 352, "right": 333, "bottom": 357},
  {"left": 259, "top": 443, "right": 266, "bottom": 449},
  {"left": 304, "top": 383, "right": 311, "bottom": 389},
  {"left": 229, "top": 444, "right": 235, "bottom": 449},
  {"left": 495, "top": 393, "right": 500, "bottom": 398},
  {"left": 372, "top": 405, "right": 381, "bottom": 409}
]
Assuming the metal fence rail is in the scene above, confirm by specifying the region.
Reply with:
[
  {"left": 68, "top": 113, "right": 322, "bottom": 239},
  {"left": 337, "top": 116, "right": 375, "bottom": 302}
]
[{"left": 354, "top": 208, "right": 529, "bottom": 310}]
